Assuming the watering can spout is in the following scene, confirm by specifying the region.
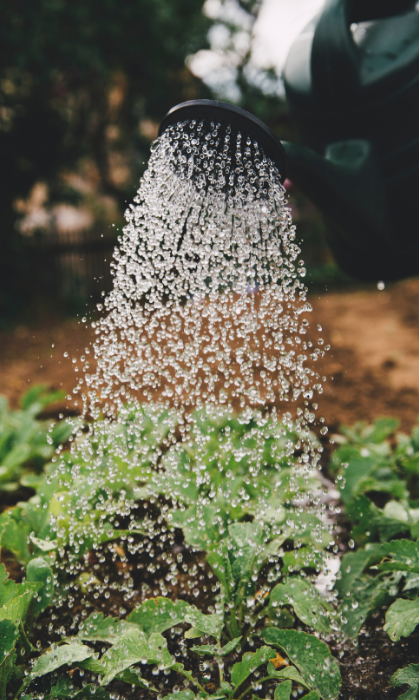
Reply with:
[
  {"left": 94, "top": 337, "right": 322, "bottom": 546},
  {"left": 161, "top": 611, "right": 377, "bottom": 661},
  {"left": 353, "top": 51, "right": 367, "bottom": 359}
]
[{"left": 281, "top": 139, "right": 413, "bottom": 281}]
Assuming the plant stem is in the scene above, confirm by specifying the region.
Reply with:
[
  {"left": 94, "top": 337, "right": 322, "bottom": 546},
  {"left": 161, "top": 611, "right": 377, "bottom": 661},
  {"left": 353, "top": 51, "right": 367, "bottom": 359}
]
[
  {"left": 217, "top": 640, "right": 224, "bottom": 684},
  {"left": 177, "top": 668, "right": 208, "bottom": 695}
]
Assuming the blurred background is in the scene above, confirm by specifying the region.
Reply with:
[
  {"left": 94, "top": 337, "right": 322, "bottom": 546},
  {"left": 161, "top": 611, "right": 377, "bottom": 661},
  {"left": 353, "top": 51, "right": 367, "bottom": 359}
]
[{"left": 0, "top": 0, "right": 418, "bottom": 430}]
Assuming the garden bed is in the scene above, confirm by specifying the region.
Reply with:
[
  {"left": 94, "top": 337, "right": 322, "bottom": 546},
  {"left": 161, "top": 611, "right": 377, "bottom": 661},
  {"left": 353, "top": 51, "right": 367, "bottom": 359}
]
[{"left": 0, "top": 388, "right": 418, "bottom": 700}]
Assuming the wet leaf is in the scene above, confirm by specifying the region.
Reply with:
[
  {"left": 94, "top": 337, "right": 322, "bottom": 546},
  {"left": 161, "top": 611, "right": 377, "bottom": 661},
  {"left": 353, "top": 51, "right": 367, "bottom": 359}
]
[
  {"left": 231, "top": 646, "right": 274, "bottom": 689},
  {"left": 0, "top": 620, "right": 18, "bottom": 697},
  {"left": 339, "top": 575, "right": 392, "bottom": 638},
  {"left": 0, "top": 585, "right": 41, "bottom": 625},
  {"left": 274, "top": 681, "right": 292, "bottom": 700},
  {"left": 185, "top": 608, "right": 222, "bottom": 640},
  {"left": 267, "top": 662, "right": 310, "bottom": 689},
  {"left": 390, "top": 664, "right": 419, "bottom": 700},
  {"left": 384, "top": 598, "right": 419, "bottom": 641},
  {"left": 127, "top": 597, "right": 190, "bottom": 635},
  {"left": 261, "top": 628, "right": 341, "bottom": 700},
  {"left": 26, "top": 557, "right": 54, "bottom": 615},
  {"left": 269, "top": 577, "right": 332, "bottom": 634},
  {"left": 81, "top": 629, "right": 172, "bottom": 686},
  {"left": 191, "top": 637, "right": 241, "bottom": 657},
  {"left": 376, "top": 540, "right": 419, "bottom": 574},
  {"left": 78, "top": 612, "right": 138, "bottom": 643},
  {"left": 30, "top": 642, "right": 96, "bottom": 679},
  {"left": 30, "top": 677, "right": 112, "bottom": 699}
]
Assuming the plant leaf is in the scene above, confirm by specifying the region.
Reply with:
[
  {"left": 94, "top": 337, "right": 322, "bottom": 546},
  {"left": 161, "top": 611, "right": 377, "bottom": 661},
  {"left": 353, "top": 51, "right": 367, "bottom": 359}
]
[
  {"left": 115, "top": 667, "right": 151, "bottom": 689},
  {"left": 220, "top": 637, "right": 242, "bottom": 656},
  {"left": 269, "top": 577, "right": 332, "bottom": 634},
  {"left": 81, "top": 629, "right": 173, "bottom": 686},
  {"left": 0, "top": 585, "right": 41, "bottom": 625},
  {"left": 274, "top": 681, "right": 292, "bottom": 700},
  {"left": 78, "top": 612, "right": 138, "bottom": 643},
  {"left": 267, "top": 662, "right": 310, "bottom": 689},
  {"left": 339, "top": 575, "right": 392, "bottom": 638},
  {"left": 231, "top": 646, "right": 274, "bottom": 689},
  {"left": 384, "top": 598, "right": 419, "bottom": 642},
  {"left": 184, "top": 608, "right": 222, "bottom": 640},
  {"left": 390, "top": 664, "right": 419, "bottom": 700},
  {"left": 30, "top": 642, "right": 96, "bottom": 679},
  {"left": 35, "top": 677, "right": 112, "bottom": 699},
  {"left": 190, "top": 636, "right": 242, "bottom": 658},
  {"left": 376, "top": 540, "right": 419, "bottom": 574},
  {"left": 26, "top": 557, "right": 54, "bottom": 615},
  {"left": 261, "top": 628, "right": 341, "bottom": 700},
  {"left": 127, "top": 597, "right": 190, "bottom": 636},
  {"left": 0, "top": 620, "right": 19, "bottom": 698}
]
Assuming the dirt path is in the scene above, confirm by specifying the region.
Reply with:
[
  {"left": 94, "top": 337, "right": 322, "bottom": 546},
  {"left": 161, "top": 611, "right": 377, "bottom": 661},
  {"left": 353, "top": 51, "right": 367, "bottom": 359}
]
[{"left": 0, "top": 278, "right": 417, "bottom": 432}]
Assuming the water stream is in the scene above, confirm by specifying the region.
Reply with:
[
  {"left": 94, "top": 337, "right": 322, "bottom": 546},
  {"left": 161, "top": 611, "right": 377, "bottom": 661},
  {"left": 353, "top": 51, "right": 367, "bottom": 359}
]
[{"left": 48, "top": 116, "right": 331, "bottom": 639}]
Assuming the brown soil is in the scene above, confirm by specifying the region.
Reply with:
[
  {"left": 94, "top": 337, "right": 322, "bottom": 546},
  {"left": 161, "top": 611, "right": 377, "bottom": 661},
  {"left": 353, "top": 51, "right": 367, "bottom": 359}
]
[{"left": 0, "top": 278, "right": 417, "bottom": 433}]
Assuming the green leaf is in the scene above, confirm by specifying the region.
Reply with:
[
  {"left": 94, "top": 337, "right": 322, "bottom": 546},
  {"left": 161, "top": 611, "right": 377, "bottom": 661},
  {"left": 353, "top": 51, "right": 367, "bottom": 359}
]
[
  {"left": 274, "top": 681, "right": 292, "bottom": 700},
  {"left": 219, "top": 637, "right": 242, "bottom": 656},
  {"left": 300, "top": 693, "right": 321, "bottom": 700},
  {"left": 0, "top": 564, "right": 18, "bottom": 607},
  {"left": 162, "top": 691, "right": 196, "bottom": 700},
  {"left": 339, "top": 575, "right": 392, "bottom": 638},
  {"left": 39, "top": 677, "right": 112, "bottom": 699},
  {"left": 376, "top": 540, "right": 419, "bottom": 574},
  {"left": 335, "top": 545, "right": 383, "bottom": 598},
  {"left": 0, "top": 585, "right": 41, "bottom": 625},
  {"left": 26, "top": 557, "right": 54, "bottom": 615},
  {"left": 29, "top": 642, "right": 96, "bottom": 679},
  {"left": 78, "top": 612, "right": 138, "bottom": 643},
  {"left": 0, "top": 510, "right": 31, "bottom": 564},
  {"left": 190, "top": 644, "right": 217, "bottom": 656},
  {"left": 127, "top": 597, "right": 190, "bottom": 636},
  {"left": 261, "top": 628, "right": 341, "bottom": 700},
  {"left": 190, "top": 637, "right": 241, "bottom": 658},
  {"left": 115, "top": 667, "right": 151, "bottom": 689},
  {"left": 81, "top": 629, "right": 173, "bottom": 686},
  {"left": 269, "top": 577, "right": 332, "bottom": 634},
  {"left": 0, "top": 620, "right": 19, "bottom": 698},
  {"left": 390, "top": 664, "right": 419, "bottom": 700},
  {"left": 384, "top": 598, "right": 419, "bottom": 641},
  {"left": 184, "top": 608, "right": 222, "bottom": 640},
  {"left": 267, "top": 662, "right": 310, "bottom": 689},
  {"left": 231, "top": 646, "right": 274, "bottom": 689}
]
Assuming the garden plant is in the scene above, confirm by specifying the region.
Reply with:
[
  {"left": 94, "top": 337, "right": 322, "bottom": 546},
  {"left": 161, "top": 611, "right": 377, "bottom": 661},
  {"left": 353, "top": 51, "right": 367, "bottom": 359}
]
[{"left": 0, "top": 387, "right": 418, "bottom": 700}]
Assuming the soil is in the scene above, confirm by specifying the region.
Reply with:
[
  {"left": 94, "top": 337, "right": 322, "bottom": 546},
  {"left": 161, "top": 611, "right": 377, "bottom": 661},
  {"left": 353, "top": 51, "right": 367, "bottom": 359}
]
[{"left": 0, "top": 278, "right": 417, "bottom": 432}]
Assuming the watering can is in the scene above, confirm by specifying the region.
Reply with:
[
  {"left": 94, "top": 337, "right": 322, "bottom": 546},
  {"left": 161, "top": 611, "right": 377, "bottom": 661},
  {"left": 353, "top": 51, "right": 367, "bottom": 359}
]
[
  {"left": 159, "top": 1, "right": 418, "bottom": 281},
  {"left": 282, "top": 0, "right": 419, "bottom": 281}
]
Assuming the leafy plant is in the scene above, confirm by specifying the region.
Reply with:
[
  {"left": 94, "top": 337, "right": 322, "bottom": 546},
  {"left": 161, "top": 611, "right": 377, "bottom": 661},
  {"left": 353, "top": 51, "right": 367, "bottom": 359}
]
[
  {"left": 0, "top": 559, "right": 53, "bottom": 699},
  {"left": 330, "top": 417, "right": 418, "bottom": 544},
  {"left": 390, "top": 664, "right": 419, "bottom": 700},
  {"left": 0, "top": 385, "right": 72, "bottom": 494}
]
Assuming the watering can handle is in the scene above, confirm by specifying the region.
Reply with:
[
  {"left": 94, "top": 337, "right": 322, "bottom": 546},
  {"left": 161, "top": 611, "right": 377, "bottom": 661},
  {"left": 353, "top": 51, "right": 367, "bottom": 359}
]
[{"left": 311, "top": 0, "right": 360, "bottom": 103}]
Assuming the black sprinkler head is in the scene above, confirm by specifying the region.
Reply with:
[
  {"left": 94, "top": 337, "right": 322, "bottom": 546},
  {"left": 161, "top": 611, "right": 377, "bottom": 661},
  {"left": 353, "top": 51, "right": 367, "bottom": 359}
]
[{"left": 158, "top": 99, "right": 287, "bottom": 185}]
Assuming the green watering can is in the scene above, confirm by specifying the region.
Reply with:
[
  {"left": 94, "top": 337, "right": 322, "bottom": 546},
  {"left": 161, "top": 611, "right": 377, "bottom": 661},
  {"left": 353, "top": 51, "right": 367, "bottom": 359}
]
[
  {"left": 159, "top": 2, "right": 418, "bottom": 280},
  {"left": 282, "top": 0, "right": 418, "bottom": 281}
]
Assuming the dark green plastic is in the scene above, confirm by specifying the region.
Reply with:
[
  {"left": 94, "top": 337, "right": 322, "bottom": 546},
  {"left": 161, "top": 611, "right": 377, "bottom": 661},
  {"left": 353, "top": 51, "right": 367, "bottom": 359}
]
[{"left": 283, "top": 0, "right": 418, "bottom": 281}]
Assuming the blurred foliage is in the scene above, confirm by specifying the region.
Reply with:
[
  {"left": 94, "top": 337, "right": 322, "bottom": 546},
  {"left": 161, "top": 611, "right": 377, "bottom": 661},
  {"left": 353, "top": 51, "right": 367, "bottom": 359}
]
[{"left": 0, "top": 0, "right": 211, "bottom": 318}]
